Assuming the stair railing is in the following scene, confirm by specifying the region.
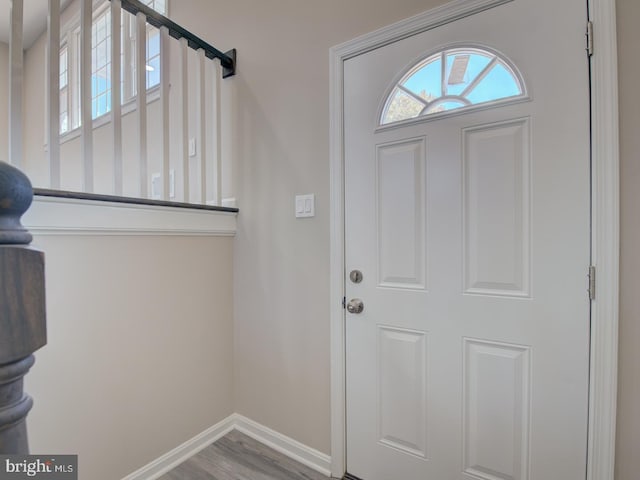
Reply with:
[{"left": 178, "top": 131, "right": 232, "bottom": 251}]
[{"left": 7, "top": 0, "right": 235, "bottom": 206}]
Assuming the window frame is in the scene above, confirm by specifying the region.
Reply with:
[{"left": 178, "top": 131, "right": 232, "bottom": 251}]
[
  {"left": 377, "top": 43, "right": 529, "bottom": 130},
  {"left": 56, "top": 0, "right": 168, "bottom": 142}
]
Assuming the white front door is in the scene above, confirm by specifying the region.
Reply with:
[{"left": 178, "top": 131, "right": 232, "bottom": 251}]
[{"left": 344, "top": 1, "right": 591, "bottom": 479}]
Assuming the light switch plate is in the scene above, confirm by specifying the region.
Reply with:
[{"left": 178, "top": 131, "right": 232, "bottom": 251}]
[
  {"left": 151, "top": 173, "right": 162, "bottom": 199},
  {"left": 295, "top": 194, "right": 315, "bottom": 218}
]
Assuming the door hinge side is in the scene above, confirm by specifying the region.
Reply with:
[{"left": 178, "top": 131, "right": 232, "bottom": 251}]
[
  {"left": 586, "top": 21, "right": 594, "bottom": 57},
  {"left": 342, "top": 296, "right": 346, "bottom": 309},
  {"left": 588, "top": 265, "right": 596, "bottom": 300}
]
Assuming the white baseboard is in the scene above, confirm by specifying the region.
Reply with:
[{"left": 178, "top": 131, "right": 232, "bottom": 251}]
[
  {"left": 232, "top": 414, "right": 332, "bottom": 477},
  {"left": 121, "top": 414, "right": 332, "bottom": 479},
  {"left": 121, "top": 415, "right": 236, "bottom": 480}
]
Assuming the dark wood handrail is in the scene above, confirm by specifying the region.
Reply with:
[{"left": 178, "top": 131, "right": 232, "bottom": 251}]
[{"left": 0, "top": 161, "right": 46, "bottom": 454}]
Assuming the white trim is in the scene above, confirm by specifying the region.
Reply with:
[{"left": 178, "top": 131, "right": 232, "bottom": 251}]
[
  {"left": 120, "top": 414, "right": 331, "bottom": 480},
  {"left": 332, "top": 0, "right": 512, "bottom": 62},
  {"left": 80, "top": 0, "right": 94, "bottom": 192},
  {"left": 111, "top": 0, "right": 123, "bottom": 196},
  {"left": 587, "top": 0, "right": 619, "bottom": 479},
  {"left": 9, "top": 0, "right": 24, "bottom": 167},
  {"left": 329, "top": 24, "right": 347, "bottom": 476},
  {"left": 22, "top": 196, "right": 237, "bottom": 236},
  {"left": 233, "top": 414, "right": 332, "bottom": 477},
  {"left": 160, "top": 26, "right": 171, "bottom": 200},
  {"left": 47, "top": 0, "right": 61, "bottom": 189},
  {"left": 329, "top": 0, "right": 619, "bottom": 478},
  {"left": 121, "top": 414, "right": 236, "bottom": 480}
]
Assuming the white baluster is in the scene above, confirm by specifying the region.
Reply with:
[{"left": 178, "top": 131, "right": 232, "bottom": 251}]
[
  {"left": 136, "top": 12, "right": 148, "bottom": 197},
  {"left": 80, "top": 0, "right": 93, "bottom": 192},
  {"left": 160, "top": 26, "right": 170, "bottom": 200},
  {"left": 199, "top": 49, "right": 207, "bottom": 204},
  {"left": 213, "top": 59, "right": 222, "bottom": 206},
  {"left": 47, "top": 0, "right": 61, "bottom": 188},
  {"left": 180, "top": 38, "right": 190, "bottom": 202},
  {"left": 9, "top": 0, "right": 23, "bottom": 167},
  {"left": 111, "top": 0, "right": 123, "bottom": 195}
]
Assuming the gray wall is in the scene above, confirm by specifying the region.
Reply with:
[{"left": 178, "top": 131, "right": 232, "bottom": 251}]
[
  {"left": 616, "top": 0, "right": 640, "bottom": 478},
  {"left": 26, "top": 235, "right": 235, "bottom": 480},
  {"left": 169, "top": 0, "right": 447, "bottom": 455}
]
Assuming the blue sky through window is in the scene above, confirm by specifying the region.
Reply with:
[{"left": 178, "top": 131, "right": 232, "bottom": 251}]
[
  {"left": 382, "top": 47, "right": 524, "bottom": 125},
  {"left": 404, "top": 58, "right": 442, "bottom": 100}
]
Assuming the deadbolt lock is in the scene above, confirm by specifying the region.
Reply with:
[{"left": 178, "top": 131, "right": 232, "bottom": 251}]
[{"left": 349, "top": 270, "right": 363, "bottom": 284}]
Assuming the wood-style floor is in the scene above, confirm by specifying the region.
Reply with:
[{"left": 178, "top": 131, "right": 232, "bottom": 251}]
[{"left": 158, "top": 430, "right": 329, "bottom": 480}]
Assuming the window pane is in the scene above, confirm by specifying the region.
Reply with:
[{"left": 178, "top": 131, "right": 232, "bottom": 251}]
[
  {"left": 74, "top": 30, "right": 81, "bottom": 129},
  {"left": 444, "top": 52, "right": 492, "bottom": 96},
  {"left": 90, "top": 9, "right": 112, "bottom": 119},
  {"left": 146, "top": 56, "right": 160, "bottom": 88},
  {"left": 425, "top": 99, "right": 467, "bottom": 114},
  {"left": 465, "top": 63, "right": 522, "bottom": 104},
  {"left": 60, "top": 112, "right": 68, "bottom": 134},
  {"left": 60, "top": 87, "right": 69, "bottom": 134},
  {"left": 97, "top": 15, "right": 107, "bottom": 43},
  {"left": 96, "top": 42, "right": 107, "bottom": 68},
  {"left": 147, "top": 30, "right": 160, "bottom": 58},
  {"left": 381, "top": 47, "right": 525, "bottom": 125},
  {"left": 402, "top": 56, "right": 442, "bottom": 100},
  {"left": 60, "top": 89, "right": 67, "bottom": 111},
  {"left": 383, "top": 89, "right": 426, "bottom": 124},
  {"left": 60, "top": 47, "right": 68, "bottom": 88},
  {"left": 96, "top": 68, "right": 108, "bottom": 95},
  {"left": 145, "top": 0, "right": 166, "bottom": 14},
  {"left": 97, "top": 94, "right": 108, "bottom": 117}
]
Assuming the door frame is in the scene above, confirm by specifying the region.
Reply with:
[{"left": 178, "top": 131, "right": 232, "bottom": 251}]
[{"left": 328, "top": 0, "right": 620, "bottom": 478}]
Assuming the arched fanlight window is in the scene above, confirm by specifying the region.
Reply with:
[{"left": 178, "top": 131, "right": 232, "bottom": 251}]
[{"left": 380, "top": 46, "right": 526, "bottom": 125}]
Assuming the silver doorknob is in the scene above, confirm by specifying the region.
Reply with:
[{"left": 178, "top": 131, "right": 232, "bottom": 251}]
[{"left": 346, "top": 298, "right": 364, "bottom": 314}]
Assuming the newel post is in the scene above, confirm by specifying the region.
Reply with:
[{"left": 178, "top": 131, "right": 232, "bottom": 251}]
[{"left": 0, "top": 161, "right": 46, "bottom": 453}]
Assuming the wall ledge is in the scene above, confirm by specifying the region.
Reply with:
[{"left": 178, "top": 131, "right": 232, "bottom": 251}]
[{"left": 22, "top": 195, "right": 237, "bottom": 236}]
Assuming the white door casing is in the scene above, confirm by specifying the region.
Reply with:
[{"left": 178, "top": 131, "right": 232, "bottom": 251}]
[{"left": 329, "top": 0, "right": 619, "bottom": 479}]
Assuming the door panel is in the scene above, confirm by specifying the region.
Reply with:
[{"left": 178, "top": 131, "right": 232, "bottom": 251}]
[
  {"left": 463, "top": 119, "right": 530, "bottom": 297},
  {"left": 463, "top": 338, "right": 531, "bottom": 480},
  {"left": 344, "top": 1, "right": 590, "bottom": 479},
  {"left": 376, "top": 138, "right": 426, "bottom": 289},
  {"left": 378, "top": 325, "right": 428, "bottom": 458}
]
